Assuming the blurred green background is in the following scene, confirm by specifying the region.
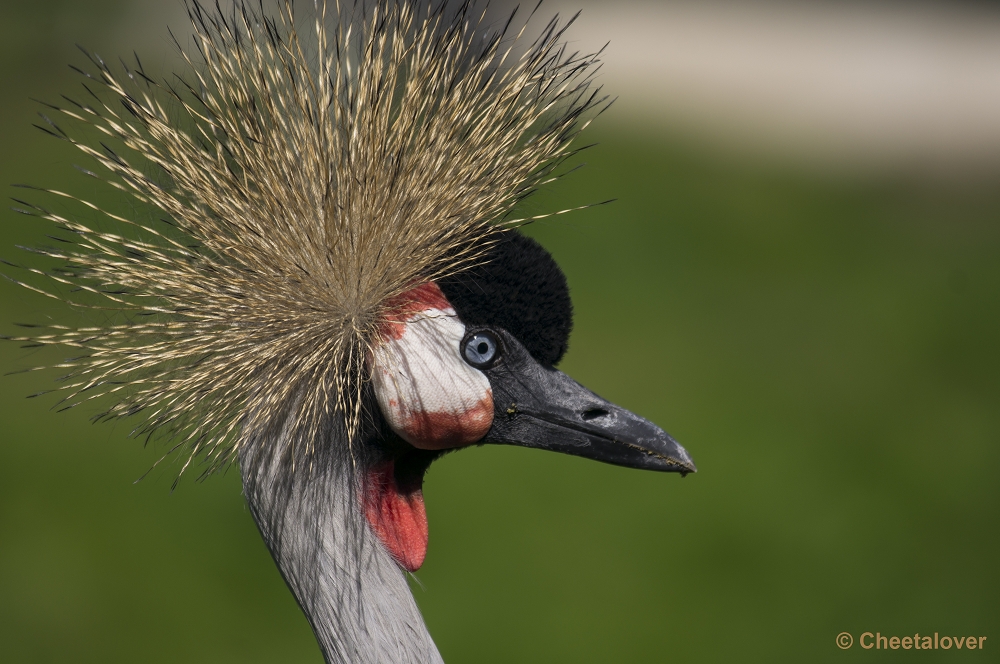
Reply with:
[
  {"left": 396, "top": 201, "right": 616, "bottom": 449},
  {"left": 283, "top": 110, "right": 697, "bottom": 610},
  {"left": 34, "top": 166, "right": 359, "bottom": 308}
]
[{"left": 1, "top": 1, "right": 997, "bottom": 662}]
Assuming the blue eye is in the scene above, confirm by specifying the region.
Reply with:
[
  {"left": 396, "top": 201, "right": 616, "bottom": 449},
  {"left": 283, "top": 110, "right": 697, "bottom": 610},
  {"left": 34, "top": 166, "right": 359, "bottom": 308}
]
[{"left": 462, "top": 331, "right": 499, "bottom": 368}]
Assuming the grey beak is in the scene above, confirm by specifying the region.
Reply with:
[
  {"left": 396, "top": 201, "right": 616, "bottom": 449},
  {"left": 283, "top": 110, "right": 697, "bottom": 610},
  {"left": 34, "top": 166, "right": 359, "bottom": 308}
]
[{"left": 480, "top": 329, "right": 696, "bottom": 475}]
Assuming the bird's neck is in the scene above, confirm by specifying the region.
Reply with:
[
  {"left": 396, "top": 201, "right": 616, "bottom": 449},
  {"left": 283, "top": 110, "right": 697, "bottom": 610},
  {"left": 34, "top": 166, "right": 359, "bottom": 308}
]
[{"left": 239, "top": 424, "right": 443, "bottom": 664}]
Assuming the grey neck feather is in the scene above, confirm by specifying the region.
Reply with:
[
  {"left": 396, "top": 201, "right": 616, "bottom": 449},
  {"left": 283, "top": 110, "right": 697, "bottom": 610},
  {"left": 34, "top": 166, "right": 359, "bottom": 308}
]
[{"left": 238, "top": 411, "right": 443, "bottom": 664}]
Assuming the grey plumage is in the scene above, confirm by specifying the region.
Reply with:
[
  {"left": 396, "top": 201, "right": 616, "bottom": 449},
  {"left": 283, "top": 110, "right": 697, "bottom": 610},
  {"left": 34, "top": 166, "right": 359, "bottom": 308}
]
[{"left": 241, "top": 397, "right": 442, "bottom": 663}]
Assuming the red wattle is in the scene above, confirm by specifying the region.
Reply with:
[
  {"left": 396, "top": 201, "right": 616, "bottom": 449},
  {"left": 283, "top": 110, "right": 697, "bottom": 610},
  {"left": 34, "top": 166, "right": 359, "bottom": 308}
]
[{"left": 363, "top": 462, "right": 428, "bottom": 572}]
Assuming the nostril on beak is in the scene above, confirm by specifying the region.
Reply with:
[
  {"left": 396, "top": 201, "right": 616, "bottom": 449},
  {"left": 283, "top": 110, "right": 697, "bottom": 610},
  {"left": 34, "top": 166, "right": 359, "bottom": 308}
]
[{"left": 581, "top": 408, "right": 609, "bottom": 422}]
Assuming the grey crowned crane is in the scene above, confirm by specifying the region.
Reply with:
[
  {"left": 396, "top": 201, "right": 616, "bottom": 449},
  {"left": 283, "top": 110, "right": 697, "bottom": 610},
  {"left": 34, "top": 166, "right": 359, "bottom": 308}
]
[{"left": 8, "top": 1, "right": 695, "bottom": 662}]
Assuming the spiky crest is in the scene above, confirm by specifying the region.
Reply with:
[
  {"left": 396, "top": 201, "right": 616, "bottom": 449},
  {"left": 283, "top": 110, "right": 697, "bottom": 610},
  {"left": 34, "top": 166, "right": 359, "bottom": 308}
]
[{"left": 5, "top": 0, "right": 606, "bottom": 477}]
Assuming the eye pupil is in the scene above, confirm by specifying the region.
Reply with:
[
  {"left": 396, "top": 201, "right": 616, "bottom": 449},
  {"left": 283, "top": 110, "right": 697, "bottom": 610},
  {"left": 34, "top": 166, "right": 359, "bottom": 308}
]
[{"left": 463, "top": 331, "right": 499, "bottom": 368}]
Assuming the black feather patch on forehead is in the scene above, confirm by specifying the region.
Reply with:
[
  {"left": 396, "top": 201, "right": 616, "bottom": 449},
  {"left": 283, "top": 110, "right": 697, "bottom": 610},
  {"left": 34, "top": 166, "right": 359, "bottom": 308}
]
[{"left": 438, "top": 233, "right": 572, "bottom": 366}]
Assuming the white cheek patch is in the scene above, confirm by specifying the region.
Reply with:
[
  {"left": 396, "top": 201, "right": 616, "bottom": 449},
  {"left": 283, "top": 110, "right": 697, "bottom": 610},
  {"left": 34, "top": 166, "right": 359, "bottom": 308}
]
[{"left": 371, "top": 286, "right": 494, "bottom": 450}]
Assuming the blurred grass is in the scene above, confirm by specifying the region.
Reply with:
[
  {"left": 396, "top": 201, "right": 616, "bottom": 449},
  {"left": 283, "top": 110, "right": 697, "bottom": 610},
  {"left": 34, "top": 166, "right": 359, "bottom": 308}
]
[{"left": 1, "top": 3, "right": 998, "bottom": 663}]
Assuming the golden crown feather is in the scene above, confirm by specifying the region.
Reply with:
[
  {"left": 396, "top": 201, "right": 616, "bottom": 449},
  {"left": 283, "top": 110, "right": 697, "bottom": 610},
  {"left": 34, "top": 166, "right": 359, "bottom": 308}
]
[{"left": 5, "top": 0, "right": 606, "bottom": 478}]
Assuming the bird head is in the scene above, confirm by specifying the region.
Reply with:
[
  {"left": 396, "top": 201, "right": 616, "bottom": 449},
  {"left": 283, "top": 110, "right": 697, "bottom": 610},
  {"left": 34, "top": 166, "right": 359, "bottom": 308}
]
[
  {"left": 7, "top": 2, "right": 696, "bottom": 658},
  {"left": 363, "top": 233, "right": 694, "bottom": 572}
]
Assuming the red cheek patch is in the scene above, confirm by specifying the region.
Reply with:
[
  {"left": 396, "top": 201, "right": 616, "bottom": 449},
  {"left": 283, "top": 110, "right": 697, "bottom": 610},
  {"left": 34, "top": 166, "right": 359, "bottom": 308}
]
[
  {"left": 403, "top": 393, "right": 494, "bottom": 450},
  {"left": 378, "top": 282, "right": 454, "bottom": 341},
  {"left": 370, "top": 280, "right": 495, "bottom": 451},
  {"left": 364, "top": 462, "right": 428, "bottom": 572}
]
